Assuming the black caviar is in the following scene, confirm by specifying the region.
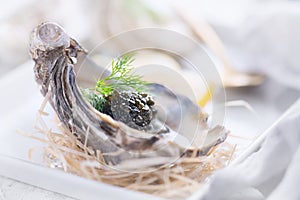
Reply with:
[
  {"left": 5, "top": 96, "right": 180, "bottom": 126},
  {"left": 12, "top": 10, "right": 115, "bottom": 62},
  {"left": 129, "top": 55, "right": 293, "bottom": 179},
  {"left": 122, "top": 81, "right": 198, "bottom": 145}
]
[{"left": 102, "top": 91, "right": 155, "bottom": 130}]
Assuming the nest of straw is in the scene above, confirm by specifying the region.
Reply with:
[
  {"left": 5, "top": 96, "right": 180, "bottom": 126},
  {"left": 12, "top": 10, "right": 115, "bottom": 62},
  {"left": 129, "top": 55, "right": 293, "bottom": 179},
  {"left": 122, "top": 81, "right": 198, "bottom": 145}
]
[{"left": 27, "top": 96, "right": 235, "bottom": 199}]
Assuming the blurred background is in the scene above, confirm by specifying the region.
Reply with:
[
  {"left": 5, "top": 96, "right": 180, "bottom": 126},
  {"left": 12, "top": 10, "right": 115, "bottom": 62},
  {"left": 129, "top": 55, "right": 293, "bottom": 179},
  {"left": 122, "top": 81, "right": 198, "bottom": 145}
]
[{"left": 1, "top": 0, "right": 299, "bottom": 80}]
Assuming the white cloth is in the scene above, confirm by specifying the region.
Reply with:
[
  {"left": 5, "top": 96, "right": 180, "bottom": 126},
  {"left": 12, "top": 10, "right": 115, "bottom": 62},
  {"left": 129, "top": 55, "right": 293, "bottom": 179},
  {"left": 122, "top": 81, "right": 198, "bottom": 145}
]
[
  {"left": 197, "top": 99, "right": 300, "bottom": 200},
  {"left": 210, "top": 0, "right": 300, "bottom": 90},
  {"left": 181, "top": 1, "right": 300, "bottom": 199}
]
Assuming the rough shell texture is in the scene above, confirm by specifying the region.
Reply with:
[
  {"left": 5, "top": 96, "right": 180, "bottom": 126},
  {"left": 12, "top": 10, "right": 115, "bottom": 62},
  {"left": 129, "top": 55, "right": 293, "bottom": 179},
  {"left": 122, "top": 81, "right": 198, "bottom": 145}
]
[{"left": 29, "top": 22, "right": 228, "bottom": 168}]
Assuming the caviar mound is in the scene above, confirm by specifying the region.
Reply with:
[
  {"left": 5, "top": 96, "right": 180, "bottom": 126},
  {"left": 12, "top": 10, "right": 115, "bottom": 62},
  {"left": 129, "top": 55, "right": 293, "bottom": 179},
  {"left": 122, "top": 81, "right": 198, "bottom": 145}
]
[{"left": 102, "top": 91, "right": 156, "bottom": 130}]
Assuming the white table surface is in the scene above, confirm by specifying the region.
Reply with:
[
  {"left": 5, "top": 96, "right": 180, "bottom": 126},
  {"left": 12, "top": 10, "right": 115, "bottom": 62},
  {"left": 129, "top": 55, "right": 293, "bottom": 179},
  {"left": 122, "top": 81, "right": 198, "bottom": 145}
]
[{"left": 0, "top": 176, "right": 74, "bottom": 200}]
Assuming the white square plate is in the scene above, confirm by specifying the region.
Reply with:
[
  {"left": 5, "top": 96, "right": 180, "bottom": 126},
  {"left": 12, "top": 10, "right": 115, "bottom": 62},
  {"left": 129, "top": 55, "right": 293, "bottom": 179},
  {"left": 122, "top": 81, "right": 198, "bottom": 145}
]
[{"left": 0, "top": 61, "right": 298, "bottom": 200}]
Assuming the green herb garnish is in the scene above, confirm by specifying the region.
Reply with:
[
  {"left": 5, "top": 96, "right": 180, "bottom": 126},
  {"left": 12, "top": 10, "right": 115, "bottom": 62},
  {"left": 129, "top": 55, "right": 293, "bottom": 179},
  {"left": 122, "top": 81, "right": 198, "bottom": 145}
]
[
  {"left": 81, "top": 89, "right": 106, "bottom": 112},
  {"left": 82, "top": 54, "right": 148, "bottom": 113},
  {"left": 95, "top": 54, "right": 148, "bottom": 96}
]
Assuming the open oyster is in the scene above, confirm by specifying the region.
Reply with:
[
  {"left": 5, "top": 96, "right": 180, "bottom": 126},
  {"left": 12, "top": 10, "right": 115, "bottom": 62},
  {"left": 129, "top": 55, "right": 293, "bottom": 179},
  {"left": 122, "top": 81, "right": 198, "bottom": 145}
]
[{"left": 29, "top": 22, "right": 228, "bottom": 169}]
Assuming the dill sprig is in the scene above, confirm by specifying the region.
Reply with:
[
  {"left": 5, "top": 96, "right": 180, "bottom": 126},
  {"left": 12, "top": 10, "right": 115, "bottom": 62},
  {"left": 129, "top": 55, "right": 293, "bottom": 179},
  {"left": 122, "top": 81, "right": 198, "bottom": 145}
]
[
  {"left": 82, "top": 54, "right": 148, "bottom": 113},
  {"left": 95, "top": 54, "right": 148, "bottom": 96}
]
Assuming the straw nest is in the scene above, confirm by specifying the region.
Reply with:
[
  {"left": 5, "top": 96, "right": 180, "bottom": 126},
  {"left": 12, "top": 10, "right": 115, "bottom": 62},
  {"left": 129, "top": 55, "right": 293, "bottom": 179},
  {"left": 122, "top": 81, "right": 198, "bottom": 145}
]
[{"left": 26, "top": 95, "right": 235, "bottom": 199}]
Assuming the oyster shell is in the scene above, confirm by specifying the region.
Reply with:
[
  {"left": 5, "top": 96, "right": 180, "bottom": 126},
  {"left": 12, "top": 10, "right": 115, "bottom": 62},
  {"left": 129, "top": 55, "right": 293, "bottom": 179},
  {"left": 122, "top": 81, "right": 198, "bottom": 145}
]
[{"left": 29, "top": 22, "right": 228, "bottom": 168}]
